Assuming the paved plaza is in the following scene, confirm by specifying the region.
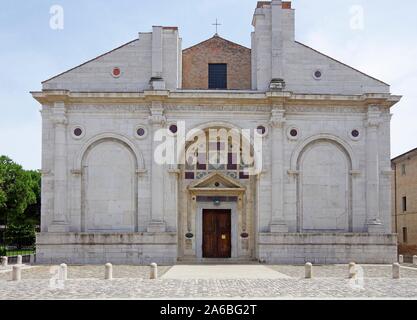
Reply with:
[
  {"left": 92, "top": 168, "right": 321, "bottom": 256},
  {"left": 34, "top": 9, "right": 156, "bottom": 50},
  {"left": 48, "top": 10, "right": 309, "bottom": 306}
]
[{"left": 1, "top": 264, "right": 417, "bottom": 299}]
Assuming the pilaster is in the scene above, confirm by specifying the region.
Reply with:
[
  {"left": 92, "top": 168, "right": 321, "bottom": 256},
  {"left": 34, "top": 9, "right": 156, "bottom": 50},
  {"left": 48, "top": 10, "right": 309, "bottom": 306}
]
[
  {"left": 49, "top": 102, "right": 70, "bottom": 232},
  {"left": 147, "top": 101, "right": 167, "bottom": 232},
  {"left": 365, "top": 105, "right": 384, "bottom": 233},
  {"left": 269, "top": 107, "right": 288, "bottom": 233}
]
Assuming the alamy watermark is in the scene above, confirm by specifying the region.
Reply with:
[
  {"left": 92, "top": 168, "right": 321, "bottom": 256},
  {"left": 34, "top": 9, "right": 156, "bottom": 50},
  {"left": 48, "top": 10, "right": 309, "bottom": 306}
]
[
  {"left": 349, "top": 5, "right": 364, "bottom": 31},
  {"left": 152, "top": 121, "right": 264, "bottom": 176},
  {"left": 50, "top": 5, "right": 64, "bottom": 30},
  {"left": 48, "top": 266, "right": 65, "bottom": 290},
  {"left": 348, "top": 264, "right": 365, "bottom": 290}
]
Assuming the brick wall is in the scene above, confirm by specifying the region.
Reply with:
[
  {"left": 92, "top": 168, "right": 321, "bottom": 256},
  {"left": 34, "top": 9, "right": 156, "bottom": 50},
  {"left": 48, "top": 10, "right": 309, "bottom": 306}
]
[{"left": 182, "top": 35, "right": 251, "bottom": 90}]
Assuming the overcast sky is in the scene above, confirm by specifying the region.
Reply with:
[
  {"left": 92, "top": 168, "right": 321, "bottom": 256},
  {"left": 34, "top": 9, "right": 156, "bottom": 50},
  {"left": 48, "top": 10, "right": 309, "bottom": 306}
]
[{"left": 0, "top": 0, "right": 416, "bottom": 170}]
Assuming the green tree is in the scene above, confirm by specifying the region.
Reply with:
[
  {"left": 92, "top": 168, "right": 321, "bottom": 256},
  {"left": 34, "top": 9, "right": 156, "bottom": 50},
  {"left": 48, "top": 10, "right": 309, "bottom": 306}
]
[
  {"left": 0, "top": 176, "right": 6, "bottom": 209},
  {"left": 22, "top": 170, "right": 41, "bottom": 226},
  {"left": 0, "top": 156, "right": 39, "bottom": 247}
]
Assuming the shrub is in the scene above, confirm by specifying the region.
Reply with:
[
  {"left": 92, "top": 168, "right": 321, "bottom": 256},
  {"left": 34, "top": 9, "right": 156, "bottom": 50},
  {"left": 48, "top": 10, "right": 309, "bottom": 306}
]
[{"left": 4, "top": 224, "right": 36, "bottom": 249}]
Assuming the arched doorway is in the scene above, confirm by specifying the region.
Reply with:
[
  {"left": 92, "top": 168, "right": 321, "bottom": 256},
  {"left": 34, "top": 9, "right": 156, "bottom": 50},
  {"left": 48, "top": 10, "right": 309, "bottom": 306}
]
[{"left": 177, "top": 125, "right": 258, "bottom": 261}]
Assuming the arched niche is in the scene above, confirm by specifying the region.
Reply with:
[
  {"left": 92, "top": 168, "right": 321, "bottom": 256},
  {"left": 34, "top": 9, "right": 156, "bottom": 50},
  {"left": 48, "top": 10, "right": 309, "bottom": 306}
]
[
  {"left": 293, "top": 135, "right": 354, "bottom": 233},
  {"left": 79, "top": 136, "right": 141, "bottom": 232}
]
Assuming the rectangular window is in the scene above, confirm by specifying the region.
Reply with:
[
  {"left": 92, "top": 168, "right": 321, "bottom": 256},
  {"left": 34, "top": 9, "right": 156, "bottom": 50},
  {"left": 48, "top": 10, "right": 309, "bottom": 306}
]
[
  {"left": 402, "top": 164, "right": 406, "bottom": 176},
  {"left": 403, "top": 227, "right": 408, "bottom": 243},
  {"left": 402, "top": 196, "right": 407, "bottom": 212},
  {"left": 208, "top": 63, "right": 227, "bottom": 89},
  {"left": 185, "top": 172, "right": 195, "bottom": 180}
]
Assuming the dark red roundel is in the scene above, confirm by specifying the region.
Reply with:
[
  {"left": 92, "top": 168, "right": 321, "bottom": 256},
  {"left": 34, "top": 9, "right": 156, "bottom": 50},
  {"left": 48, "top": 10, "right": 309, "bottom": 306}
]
[{"left": 112, "top": 67, "right": 121, "bottom": 77}]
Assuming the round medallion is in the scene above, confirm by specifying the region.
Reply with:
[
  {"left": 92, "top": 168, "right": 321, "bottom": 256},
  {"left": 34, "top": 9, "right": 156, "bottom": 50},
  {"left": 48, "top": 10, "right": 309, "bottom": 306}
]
[
  {"left": 257, "top": 125, "right": 266, "bottom": 135},
  {"left": 290, "top": 129, "right": 298, "bottom": 137},
  {"left": 137, "top": 128, "right": 146, "bottom": 137},
  {"left": 313, "top": 69, "right": 323, "bottom": 80},
  {"left": 112, "top": 67, "right": 121, "bottom": 78},
  {"left": 169, "top": 124, "right": 178, "bottom": 134},
  {"left": 74, "top": 128, "right": 83, "bottom": 137},
  {"left": 71, "top": 126, "right": 85, "bottom": 139},
  {"left": 135, "top": 125, "right": 148, "bottom": 140},
  {"left": 350, "top": 129, "right": 361, "bottom": 141}
]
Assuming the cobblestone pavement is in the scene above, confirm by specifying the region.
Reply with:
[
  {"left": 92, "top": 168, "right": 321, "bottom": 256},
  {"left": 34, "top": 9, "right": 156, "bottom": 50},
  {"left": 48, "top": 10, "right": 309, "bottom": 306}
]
[
  {"left": 268, "top": 264, "right": 417, "bottom": 279},
  {"left": 0, "top": 265, "right": 171, "bottom": 281},
  {"left": 1, "top": 264, "right": 417, "bottom": 299}
]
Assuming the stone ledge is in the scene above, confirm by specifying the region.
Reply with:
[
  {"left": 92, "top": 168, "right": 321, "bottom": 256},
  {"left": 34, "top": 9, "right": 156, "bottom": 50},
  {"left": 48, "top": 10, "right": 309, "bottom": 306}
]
[
  {"left": 258, "top": 233, "right": 398, "bottom": 246},
  {"left": 36, "top": 232, "right": 178, "bottom": 245}
]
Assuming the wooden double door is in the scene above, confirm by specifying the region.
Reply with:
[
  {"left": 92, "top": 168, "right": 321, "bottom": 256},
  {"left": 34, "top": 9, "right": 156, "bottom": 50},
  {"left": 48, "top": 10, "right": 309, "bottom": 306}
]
[{"left": 202, "top": 209, "right": 232, "bottom": 258}]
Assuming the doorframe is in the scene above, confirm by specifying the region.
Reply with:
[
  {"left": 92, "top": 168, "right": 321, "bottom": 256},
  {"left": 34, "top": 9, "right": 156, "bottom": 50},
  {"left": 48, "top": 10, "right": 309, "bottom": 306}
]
[{"left": 196, "top": 202, "right": 238, "bottom": 259}]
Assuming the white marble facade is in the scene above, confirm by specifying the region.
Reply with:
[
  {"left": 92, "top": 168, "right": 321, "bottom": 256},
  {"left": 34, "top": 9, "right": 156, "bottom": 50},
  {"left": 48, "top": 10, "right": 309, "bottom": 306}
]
[{"left": 32, "top": 1, "right": 401, "bottom": 265}]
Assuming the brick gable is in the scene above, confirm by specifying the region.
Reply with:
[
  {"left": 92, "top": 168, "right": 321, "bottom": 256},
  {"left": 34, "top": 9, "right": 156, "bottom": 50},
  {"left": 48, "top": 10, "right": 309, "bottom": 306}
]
[{"left": 182, "top": 35, "right": 251, "bottom": 90}]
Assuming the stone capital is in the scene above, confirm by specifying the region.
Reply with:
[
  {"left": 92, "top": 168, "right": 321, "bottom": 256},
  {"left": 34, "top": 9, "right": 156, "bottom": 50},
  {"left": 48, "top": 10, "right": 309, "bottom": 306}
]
[
  {"left": 270, "top": 108, "right": 286, "bottom": 128},
  {"left": 51, "top": 102, "right": 68, "bottom": 125},
  {"left": 368, "top": 105, "right": 381, "bottom": 113},
  {"left": 149, "top": 105, "right": 166, "bottom": 126},
  {"left": 366, "top": 117, "right": 382, "bottom": 128},
  {"left": 51, "top": 114, "right": 68, "bottom": 126},
  {"left": 366, "top": 105, "right": 382, "bottom": 128}
]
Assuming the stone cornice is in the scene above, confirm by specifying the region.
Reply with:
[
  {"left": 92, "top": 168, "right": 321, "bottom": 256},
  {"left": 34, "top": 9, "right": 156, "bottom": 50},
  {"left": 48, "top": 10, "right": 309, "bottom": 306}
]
[{"left": 30, "top": 90, "right": 402, "bottom": 109}]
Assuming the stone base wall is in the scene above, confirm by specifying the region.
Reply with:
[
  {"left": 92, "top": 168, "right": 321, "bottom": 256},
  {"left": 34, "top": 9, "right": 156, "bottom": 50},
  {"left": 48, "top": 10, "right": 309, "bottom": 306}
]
[
  {"left": 258, "top": 233, "right": 398, "bottom": 264},
  {"left": 37, "top": 232, "right": 398, "bottom": 265},
  {"left": 36, "top": 233, "right": 178, "bottom": 265}
]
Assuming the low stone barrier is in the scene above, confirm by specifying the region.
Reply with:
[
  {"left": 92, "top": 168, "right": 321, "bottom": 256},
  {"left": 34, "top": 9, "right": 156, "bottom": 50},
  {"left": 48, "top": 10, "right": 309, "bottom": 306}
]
[
  {"left": 392, "top": 263, "right": 400, "bottom": 279},
  {"left": 150, "top": 263, "right": 158, "bottom": 279},
  {"left": 59, "top": 263, "right": 68, "bottom": 281},
  {"left": 348, "top": 262, "right": 356, "bottom": 279},
  {"left": 305, "top": 262, "right": 312, "bottom": 279},
  {"left": 1, "top": 256, "right": 8, "bottom": 267},
  {"left": 12, "top": 266, "right": 22, "bottom": 281},
  {"left": 105, "top": 263, "right": 113, "bottom": 280}
]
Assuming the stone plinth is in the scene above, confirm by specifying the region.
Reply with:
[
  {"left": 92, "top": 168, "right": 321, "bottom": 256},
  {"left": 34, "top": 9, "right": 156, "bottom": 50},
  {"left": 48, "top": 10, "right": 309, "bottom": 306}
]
[
  {"left": 258, "top": 233, "right": 397, "bottom": 264},
  {"left": 36, "top": 232, "right": 177, "bottom": 265}
]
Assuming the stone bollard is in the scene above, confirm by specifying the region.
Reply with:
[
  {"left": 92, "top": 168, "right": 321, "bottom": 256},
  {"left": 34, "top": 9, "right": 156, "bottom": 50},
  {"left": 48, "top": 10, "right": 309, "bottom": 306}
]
[
  {"left": 16, "top": 255, "right": 23, "bottom": 265},
  {"left": 12, "top": 266, "right": 22, "bottom": 281},
  {"left": 150, "top": 263, "right": 158, "bottom": 279},
  {"left": 1, "top": 256, "right": 8, "bottom": 267},
  {"left": 59, "top": 264, "right": 68, "bottom": 281},
  {"left": 393, "top": 263, "right": 401, "bottom": 279},
  {"left": 399, "top": 255, "right": 404, "bottom": 264},
  {"left": 105, "top": 263, "right": 113, "bottom": 280},
  {"left": 348, "top": 262, "right": 357, "bottom": 279},
  {"left": 413, "top": 255, "right": 417, "bottom": 266},
  {"left": 305, "top": 262, "right": 313, "bottom": 279},
  {"left": 29, "top": 254, "right": 35, "bottom": 265}
]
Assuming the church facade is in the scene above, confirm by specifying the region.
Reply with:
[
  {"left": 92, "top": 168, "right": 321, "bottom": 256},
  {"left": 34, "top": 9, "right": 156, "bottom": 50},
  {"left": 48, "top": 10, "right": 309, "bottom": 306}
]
[{"left": 32, "top": 1, "right": 401, "bottom": 265}]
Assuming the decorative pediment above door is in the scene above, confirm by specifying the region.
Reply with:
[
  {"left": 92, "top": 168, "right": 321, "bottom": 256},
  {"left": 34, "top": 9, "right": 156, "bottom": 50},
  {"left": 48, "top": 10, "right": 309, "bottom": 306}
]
[{"left": 188, "top": 172, "right": 246, "bottom": 195}]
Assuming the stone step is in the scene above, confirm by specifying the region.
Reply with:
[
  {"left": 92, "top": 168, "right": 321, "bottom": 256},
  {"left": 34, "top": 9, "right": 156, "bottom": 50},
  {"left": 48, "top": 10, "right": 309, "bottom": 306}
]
[{"left": 176, "top": 258, "right": 259, "bottom": 265}]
